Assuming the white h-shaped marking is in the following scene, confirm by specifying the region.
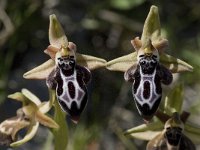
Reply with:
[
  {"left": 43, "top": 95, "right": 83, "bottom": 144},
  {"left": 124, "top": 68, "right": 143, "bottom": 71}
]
[
  {"left": 134, "top": 68, "right": 161, "bottom": 109},
  {"left": 58, "top": 70, "right": 85, "bottom": 109}
]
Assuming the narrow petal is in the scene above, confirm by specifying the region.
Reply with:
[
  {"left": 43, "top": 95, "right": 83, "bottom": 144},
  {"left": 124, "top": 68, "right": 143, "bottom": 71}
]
[
  {"left": 141, "top": 5, "right": 161, "bottom": 43},
  {"left": 23, "top": 59, "right": 55, "bottom": 79},
  {"left": 44, "top": 45, "right": 58, "bottom": 59},
  {"left": 49, "top": 14, "right": 68, "bottom": 48},
  {"left": 7, "top": 92, "right": 26, "bottom": 102},
  {"left": 45, "top": 42, "right": 77, "bottom": 59},
  {"left": 164, "top": 84, "right": 184, "bottom": 115},
  {"left": 127, "top": 131, "right": 161, "bottom": 141},
  {"left": 10, "top": 122, "right": 39, "bottom": 147},
  {"left": 76, "top": 53, "right": 107, "bottom": 70},
  {"left": 153, "top": 39, "right": 168, "bottom": 53},
  {"left": 22, "top": 89, "right": 41, "bottom": 106},
  {"left": 39, "top": 102, "right": 52, "bottom": 114},
  {"left": 106, "top": 52, "right": 137, "bottom": 72},
  {"left": 39, "top": 89, "right": 56, "bottom": 114},
  {"left": 36, "top": 111, "right": 59, "bottom": 129},
  {"left": 124, "top": 121, "right": 163, "bottom": 135},
  {"left": 131, "top": 37, "right": 142, "bottom": 51},
  {"left": 131, "top": 37, "right": 168, "bottom": 53},
  {"left": 160, "top": 53, "right": 193, "bottom": 73}
]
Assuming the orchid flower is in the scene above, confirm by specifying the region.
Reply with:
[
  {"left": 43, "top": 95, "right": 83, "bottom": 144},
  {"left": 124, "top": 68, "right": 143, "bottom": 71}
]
[
  {"left": 124, "top": 84, "right": 200, "bottom": 147},
  {"left": 23, "top": 14, "right": 106, "bottom": 80},
  {"left": 22, "top": 14, "right": 107, "bottom": 123},
  {"left": 0, "top": 89, "right": 58, "bottom": 147},
  {"left": 106, "top": 5, "right": 193, "bottom": 73}
]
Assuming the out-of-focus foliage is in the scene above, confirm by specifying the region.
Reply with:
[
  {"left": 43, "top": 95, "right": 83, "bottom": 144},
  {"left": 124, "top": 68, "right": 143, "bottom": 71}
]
[
  {"left": 110, "top": 0, "right": 145, "bottom": 10},
  {"left": 0, "top": 0, "right": 200, "bottom": 150}
]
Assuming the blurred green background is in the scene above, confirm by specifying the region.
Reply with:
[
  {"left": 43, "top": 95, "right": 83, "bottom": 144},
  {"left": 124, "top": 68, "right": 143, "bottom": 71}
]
[{"left": 0, "top": 0, "right": 200, "bottom": 149}]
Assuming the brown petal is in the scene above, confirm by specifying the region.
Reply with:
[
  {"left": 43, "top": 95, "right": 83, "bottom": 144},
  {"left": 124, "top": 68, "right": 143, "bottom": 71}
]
[
  {"left": 152, "top": 38, "right": 169, "bottom": 53},
  {"left": 44, "top": 45, "right": 59, "bottom": 59},
  {"left": 131, "top": 37, "right": 168, "bottom": 53},
  {"left": 131, "top": 37, "right": 142, "bottom": 51},
  {"left": 45, "top": 42, "right": 77, "bottom": 59}
]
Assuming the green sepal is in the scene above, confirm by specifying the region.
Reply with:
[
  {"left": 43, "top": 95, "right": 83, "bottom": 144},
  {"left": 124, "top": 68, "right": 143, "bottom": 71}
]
[
  {"left": 76, "top": 53, "right": 107, "bottom": 70},
  {"left": 106, "top": 52, "right": 137, "bottom": 72},
  {"left": 141, "top": 5, "right": 161, "bottom": 44},
  {"left": 49, "top": 14, "right": 68, "bottom": 48},
  {"left": 160, "top": 53, "right": 193, "bottom": 73},
  {"left": 124, "top": 120, "right": 163, "bottom": 140},
  {"left": 23, "top": 59, "right": 55, "bottom": 79}
]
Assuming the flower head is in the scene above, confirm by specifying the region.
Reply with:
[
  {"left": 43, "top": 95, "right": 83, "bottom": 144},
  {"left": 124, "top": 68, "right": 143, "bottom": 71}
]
[
  {"left": 106, "top": 5, "right": 193, "bottom": 73},
  {"left": 124, "top": 84, "right": 200, "bottom": 147},
  {"left": 0, "top": 110, "right": 30, "bottom": 146},
  {"left": 0, "top": 89, "right": 58, "bottom": 147},
  {"left": 23, "top": 14, "right": 107, "bottom": 123},
  {"left": 23, "top": 14, "right": 106, "bottom": 80}
]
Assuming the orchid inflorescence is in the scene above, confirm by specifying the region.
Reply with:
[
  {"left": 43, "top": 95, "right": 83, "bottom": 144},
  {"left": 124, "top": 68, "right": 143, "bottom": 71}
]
[{"left": 0, "top": 5, "right": 199, "bottom": 150}]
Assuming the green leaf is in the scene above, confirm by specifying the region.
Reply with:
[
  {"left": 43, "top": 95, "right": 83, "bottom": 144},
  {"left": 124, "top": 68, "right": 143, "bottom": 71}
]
[
  {"left": 106, "top": 52, "right": 137, "bottom": 72},
  {"left": 164, "top": 84, "right": 184, "bottom": 115},
  {"left": 52, "top": 99, "right": 68, "bottom": 150},
  {"left": 110, "top": 0, "right": 144, "bottom": 10}
]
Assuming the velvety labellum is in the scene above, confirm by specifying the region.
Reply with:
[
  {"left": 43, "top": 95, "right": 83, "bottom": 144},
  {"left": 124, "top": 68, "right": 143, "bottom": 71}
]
[
  {"left": 147, "top": 120, "right": 196, "bottom": 150},
  {"left": 58, "top": 70, "right": 85, "bottom": 110},
  {"left": 125, "top": 54, "right": 173, "bottom": 121},
  {"left": 46, "top": 56, "right": 91, "bottom": 122}
]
